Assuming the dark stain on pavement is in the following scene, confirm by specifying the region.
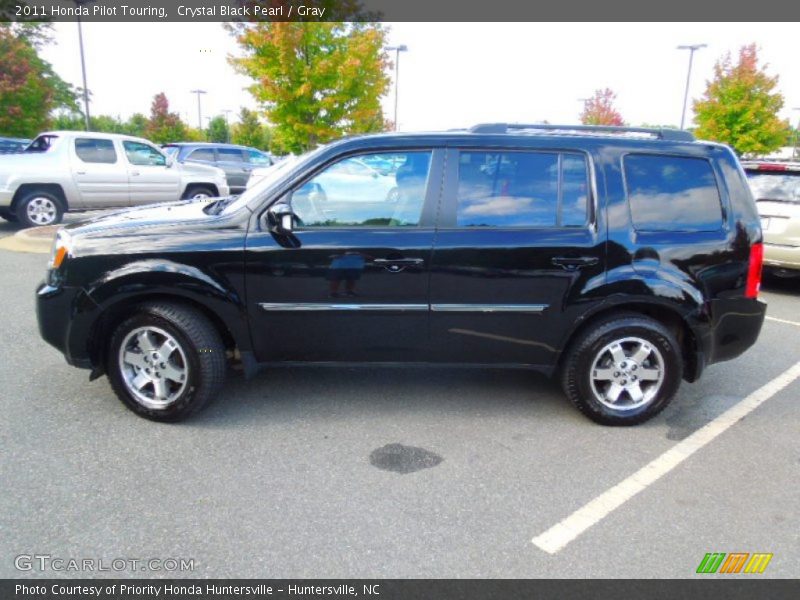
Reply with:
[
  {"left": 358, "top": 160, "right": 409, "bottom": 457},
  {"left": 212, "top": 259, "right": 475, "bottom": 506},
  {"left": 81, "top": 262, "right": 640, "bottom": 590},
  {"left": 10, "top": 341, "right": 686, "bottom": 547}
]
[
  {"left": 369, "top": 443, "right": 443, "bottom": 474},
  {"left": 665, "top": 394, "right": 739, "bottom": 441}
]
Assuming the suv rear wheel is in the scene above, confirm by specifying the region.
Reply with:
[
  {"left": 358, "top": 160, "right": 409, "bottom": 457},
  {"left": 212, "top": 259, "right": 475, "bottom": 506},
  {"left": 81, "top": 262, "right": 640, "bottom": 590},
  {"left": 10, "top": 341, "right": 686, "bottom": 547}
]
[
  {"left": 561, "top": 314, "right": 682, "bottom": 425},
  {"left": 107, "top": 302, "right": 226, "bottom": 422}
]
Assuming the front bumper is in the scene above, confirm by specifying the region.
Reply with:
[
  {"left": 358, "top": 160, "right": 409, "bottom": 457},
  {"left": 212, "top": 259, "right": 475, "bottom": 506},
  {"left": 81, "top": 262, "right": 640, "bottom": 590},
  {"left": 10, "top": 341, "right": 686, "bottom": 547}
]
[
  {"left": 36, "top": 282, "right": 99, "bottom": 369},
  {"left": 763, "top": 242, "right": 800, "bottom": 271}
]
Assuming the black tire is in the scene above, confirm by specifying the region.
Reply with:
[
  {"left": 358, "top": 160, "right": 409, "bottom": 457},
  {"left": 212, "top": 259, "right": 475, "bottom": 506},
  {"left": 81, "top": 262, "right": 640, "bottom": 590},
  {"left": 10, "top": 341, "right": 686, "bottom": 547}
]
[
  {"left": 0, "top": 209, "right": 17, "bottom": 222},
  {"left": 561, "top": 313, "right": 682, "bottom": 426},
  {"left": 183, "top": 186, "right": 217, "bottom": 200},
  {"left": 107, "top": 302, "right": 226, "bottom": 422},
  {"left": 16, "top": 190, "right": 64, "bottom": 227}
]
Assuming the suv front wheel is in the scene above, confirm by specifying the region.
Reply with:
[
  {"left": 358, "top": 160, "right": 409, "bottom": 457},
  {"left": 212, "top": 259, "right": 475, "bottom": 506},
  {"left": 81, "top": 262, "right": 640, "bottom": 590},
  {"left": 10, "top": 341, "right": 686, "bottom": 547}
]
[
  {"left": 107, "top": 302, "right": 226, "bottom": 421},
  {"left": 561, "top": 314, "right": 682, "bottom": 425}
]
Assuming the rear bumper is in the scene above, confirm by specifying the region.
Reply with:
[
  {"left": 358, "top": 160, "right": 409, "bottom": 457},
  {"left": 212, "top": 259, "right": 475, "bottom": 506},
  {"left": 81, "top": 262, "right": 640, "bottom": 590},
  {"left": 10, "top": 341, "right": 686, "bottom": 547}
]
[
  {"left": 704, "top": 298, "right": 767, "bottom": 367},
  {"left": 0, "top": 188, "right": 12, "bottom": 209},
  {"left": 763, "top": 242, "right": 800, "bottom": 271}
]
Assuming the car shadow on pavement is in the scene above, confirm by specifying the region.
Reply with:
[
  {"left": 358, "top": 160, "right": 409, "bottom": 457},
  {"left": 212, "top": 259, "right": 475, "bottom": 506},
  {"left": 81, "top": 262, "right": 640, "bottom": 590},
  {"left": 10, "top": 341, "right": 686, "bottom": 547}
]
[
  {"left": 188, "top": 366, "right": 572, "bottom": 429},
  {"left": 761, "top": 272, "right": 800, "bottom": 296}
]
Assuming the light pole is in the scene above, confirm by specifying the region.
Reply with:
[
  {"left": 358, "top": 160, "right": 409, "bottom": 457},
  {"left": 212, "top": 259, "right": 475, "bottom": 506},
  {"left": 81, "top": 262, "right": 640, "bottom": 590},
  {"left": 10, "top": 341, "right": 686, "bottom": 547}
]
[
  {"left": 222, "top": 109, "right": 233, "bottom": 142},
  {"left": 677, "top": 43, "right": 707, "bottom": 130},
  {"left": 387, "top": 45, "right": 408, "bottom": 131},
  {"left": 190, "top": 89, "right": 207, "bottom": 131},
  {"left": 74, "top": 0, "right": 95, "bottom": 131}
]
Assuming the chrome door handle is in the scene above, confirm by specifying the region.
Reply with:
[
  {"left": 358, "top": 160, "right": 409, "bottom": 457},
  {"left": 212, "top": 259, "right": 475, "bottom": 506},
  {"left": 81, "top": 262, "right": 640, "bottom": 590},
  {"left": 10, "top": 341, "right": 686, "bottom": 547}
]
[
  {"left": 551, "top": 256, "right": 599, "bottom": 270},
  {"left": 373, "top": 258, "right": 424, "bottom": 272},
  {"left": 131, "top": 171, "right": 140, "bottom": 176},
  {"left": 76, "top": 170, "right": 86, "bottom": 175}
]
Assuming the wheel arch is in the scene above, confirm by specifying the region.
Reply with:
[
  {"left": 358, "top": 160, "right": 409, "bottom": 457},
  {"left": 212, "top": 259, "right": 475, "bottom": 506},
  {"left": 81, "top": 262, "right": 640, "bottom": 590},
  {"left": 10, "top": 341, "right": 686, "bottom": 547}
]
[
  {"left": 181, "top": 183, "right": 220, "bottom": 199},
  {"left": 558, "top": 300, "right": 704, "bottom": 383},
  {"left": 12, "top": 183, "right": 69, "bottom": 212}
]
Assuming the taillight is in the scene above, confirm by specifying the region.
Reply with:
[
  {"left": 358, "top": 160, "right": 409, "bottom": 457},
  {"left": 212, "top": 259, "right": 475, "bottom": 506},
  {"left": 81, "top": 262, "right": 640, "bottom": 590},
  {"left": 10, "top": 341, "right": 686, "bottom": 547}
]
[{"left": 745, "top": 242, "right": 763, "bottom": 299}]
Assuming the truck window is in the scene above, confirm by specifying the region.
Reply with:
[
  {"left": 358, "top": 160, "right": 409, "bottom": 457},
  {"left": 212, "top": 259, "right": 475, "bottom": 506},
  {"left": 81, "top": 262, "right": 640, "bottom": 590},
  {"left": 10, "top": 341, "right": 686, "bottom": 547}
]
[
  {"left": 624, "top": 154, "right": 723, "bottom": 232},
  {"left": 75, "top": 138, "right": 118, "bottom": 164}
]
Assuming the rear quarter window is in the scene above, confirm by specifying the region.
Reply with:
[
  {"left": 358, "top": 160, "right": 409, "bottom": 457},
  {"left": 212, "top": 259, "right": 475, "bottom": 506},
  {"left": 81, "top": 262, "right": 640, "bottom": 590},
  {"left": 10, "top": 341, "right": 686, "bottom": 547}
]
[{"left": 624, "top": 154, "right": 724, "bottom": 232}]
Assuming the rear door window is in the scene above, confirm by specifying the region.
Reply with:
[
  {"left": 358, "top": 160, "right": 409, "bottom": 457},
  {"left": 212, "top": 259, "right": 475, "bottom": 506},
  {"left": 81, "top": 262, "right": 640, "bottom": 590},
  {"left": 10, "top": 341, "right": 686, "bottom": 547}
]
[
  {"left": 75, "top": 138, "right": 117, "bottom": 164},
  {"left": 218, "top": 148, "right": 245, "bottom": 163},
  {"left": 455, "top": 151, "right": 589, "bottom": 228},
  {"left": 188, "top": 148, "right": 216, "bottom": 162},
  {"left": 624, "top": 154, "right": 723, "bottom": 232}
]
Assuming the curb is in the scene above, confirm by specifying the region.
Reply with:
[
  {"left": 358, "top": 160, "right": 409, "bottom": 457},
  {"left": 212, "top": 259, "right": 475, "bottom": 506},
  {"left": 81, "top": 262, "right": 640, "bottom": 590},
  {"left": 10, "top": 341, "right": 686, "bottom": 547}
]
[{"left": 0, "top": 225, "right": 59, "bottom": 254}]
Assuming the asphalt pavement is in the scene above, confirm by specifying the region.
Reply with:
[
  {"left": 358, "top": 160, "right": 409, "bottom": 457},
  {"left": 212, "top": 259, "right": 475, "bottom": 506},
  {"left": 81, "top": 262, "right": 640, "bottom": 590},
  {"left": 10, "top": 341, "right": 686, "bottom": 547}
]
[{"left": 0, "top": 230, "right": 798, "bottom": 578}]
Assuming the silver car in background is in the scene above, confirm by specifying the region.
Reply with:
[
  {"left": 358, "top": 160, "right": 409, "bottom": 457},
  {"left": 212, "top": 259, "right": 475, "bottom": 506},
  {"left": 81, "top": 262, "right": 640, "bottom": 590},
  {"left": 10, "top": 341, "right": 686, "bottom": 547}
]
[
  {"left": 743, "top": 160, "right": 800, "bottom": 277},
  {"left": 0, "top": 131, "right": 229, "bottom": 227}
]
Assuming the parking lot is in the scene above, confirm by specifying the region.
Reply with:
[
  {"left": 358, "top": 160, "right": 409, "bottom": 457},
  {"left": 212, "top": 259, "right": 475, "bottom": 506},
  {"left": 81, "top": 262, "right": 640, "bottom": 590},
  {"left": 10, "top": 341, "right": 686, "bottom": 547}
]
[{"left": 0, "top": 219, "right": 798, "bottom": 578}]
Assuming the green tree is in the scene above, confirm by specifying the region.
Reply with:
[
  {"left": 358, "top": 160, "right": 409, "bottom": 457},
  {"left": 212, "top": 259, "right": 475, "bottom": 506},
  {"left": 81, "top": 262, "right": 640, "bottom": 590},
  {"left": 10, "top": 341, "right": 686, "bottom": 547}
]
[
  {"left": 145, "top": 92, "right": 187, "bottom": 144},
  {"left": 207, "top": 115, "right": 230, "bottom": 143},
  {"left": 230, "top": 21, "right": 391, "bottom": 153},
  {"left": 580, "top": 88, "right": 624, "bottom": 126},
  {"left": 124, "top": 113, "right": 149, "bottom": 137},
  {"left": 0, "top": 24, "right": 77, "bottom": 137},
  {"left": 693, "top": 44, "right": 788, "bottom": 155},
  {"left": 231, "top": 107, "right": 266, "bottom": 149}
]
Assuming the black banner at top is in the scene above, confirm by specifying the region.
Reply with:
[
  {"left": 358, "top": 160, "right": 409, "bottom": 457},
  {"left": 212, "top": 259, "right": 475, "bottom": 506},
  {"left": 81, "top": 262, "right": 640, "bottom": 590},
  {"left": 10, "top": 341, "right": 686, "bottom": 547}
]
[{"left": 2, "top": 0, "right": 800, "bottom": 22}]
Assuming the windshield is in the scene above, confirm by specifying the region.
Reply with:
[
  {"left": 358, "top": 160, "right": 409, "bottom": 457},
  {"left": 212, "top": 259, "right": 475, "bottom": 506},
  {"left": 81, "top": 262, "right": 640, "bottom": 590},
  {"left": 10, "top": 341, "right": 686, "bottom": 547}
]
[
  {"left": 746, "top": 171, "right": 800, "bottom": 203},
  {"left": 220, "top": 146, "right": 328, "bottom": 215}
]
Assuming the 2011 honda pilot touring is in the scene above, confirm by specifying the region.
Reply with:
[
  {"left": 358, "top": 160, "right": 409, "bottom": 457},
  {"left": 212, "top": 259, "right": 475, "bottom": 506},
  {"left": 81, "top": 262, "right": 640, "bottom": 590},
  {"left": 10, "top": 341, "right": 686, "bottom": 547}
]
[{"left": 36, "top": 124, "right": 767, "bottom": 425}]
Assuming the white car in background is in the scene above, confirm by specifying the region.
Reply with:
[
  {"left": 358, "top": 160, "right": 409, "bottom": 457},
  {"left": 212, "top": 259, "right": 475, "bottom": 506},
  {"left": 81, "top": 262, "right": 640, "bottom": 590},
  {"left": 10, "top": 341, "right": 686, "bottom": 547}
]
[{"left": 0, "top": 131, "right": 229, "bottom": 227}]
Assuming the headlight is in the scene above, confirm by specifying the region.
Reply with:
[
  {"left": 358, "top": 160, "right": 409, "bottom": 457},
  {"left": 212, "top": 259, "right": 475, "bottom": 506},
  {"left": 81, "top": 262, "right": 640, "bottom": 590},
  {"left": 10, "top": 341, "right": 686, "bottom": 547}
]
[{"left": 48, "top": 229, "right": 72, "bottom": 270}]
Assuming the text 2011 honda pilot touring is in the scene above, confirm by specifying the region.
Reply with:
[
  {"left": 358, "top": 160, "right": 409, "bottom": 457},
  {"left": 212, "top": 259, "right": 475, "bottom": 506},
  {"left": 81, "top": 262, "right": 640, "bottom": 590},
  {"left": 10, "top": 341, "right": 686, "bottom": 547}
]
[{"left": 36, "top": 124, "right": 766, "bottom": 425}]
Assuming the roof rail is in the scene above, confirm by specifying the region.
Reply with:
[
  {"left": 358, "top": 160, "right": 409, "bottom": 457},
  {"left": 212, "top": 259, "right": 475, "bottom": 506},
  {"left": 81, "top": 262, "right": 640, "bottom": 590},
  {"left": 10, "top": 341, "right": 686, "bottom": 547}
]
[{"left": 468, "top": 123, "right": 695, "bottom": 142}]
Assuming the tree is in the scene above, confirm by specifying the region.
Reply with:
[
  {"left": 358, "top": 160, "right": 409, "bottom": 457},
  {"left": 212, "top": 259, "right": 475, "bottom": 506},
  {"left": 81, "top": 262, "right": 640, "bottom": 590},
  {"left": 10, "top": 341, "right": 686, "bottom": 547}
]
[
  {"left": 230, "top": 21, "right": 391, "bottom": 153},
  {"left": 231, "top": 107, "right": 266, "bottom": 149},
  {"left": 0, "top": 24, "right": 77, "bottom": 137},
  {"left": 145, "top": 92, "right": 187, "bottom": 144},
  {"left": 124, "top": 113, "right": 149, "bottom": 137},
  {"left": 693, "top": 44, "right": 788, "bottom": 155},
  {"left": 580, "top": 88, "right": 624, "bottom": 126},
  {"left": 207, "top": 115, "right": 230, "bottom": 143}
]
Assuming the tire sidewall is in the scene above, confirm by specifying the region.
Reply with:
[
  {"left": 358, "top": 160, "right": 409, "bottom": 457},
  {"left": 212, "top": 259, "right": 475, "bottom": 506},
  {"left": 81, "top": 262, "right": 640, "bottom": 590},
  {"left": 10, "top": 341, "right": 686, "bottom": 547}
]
[
  {"left": 107, "top": 312, "right": 207, "bottom": 421},
  {"left": 185, "top": 186, "right": 216, "bottom": 200},
  {"left": 17, "top": 191, "right": 63, "bottom": 227},
  {"left": 568, "top": 321, "right": 682, "bottom": 425}
]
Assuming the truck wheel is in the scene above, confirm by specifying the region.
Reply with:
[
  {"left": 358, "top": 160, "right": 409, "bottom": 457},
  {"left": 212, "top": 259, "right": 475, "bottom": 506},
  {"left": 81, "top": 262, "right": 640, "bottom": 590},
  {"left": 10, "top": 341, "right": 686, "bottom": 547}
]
[
  {"left": 16, "top": 191, "right": 64, "bottom": 227},
  {"left": 107, "top": 302, "right": 226, "bottom": 422},
  {"left": 561, "top": 314, "right": 682, "bottom": 426},
  {"left": 183, "top": 186, "right": 216, "bottom": 200}
]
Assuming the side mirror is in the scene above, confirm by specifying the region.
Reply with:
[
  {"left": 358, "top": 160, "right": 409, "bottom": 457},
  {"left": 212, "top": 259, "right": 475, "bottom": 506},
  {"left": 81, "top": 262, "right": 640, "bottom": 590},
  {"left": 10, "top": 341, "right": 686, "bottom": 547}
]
[{"left": 266, "top": 202, "right": 294, "bottom": 234}]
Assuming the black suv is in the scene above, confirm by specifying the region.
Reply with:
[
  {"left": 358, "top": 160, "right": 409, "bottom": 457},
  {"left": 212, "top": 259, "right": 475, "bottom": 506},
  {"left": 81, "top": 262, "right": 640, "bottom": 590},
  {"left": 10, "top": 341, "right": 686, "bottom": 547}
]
[{"left": 36, "top": 124, "right": 766, "bottom": 425}]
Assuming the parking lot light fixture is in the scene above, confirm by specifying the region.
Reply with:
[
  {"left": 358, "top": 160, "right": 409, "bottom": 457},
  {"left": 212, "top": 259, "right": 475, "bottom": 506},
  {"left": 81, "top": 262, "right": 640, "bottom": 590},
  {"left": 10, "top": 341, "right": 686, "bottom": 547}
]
[
  {"left": 677, "top": 43, "right": 707, "bottom": 130},
  {"left": 190, "top": 89, "right": 207, "bottom": 131},
  {"left": 386, "top": 45, "right": 408, "bottom": 132}
]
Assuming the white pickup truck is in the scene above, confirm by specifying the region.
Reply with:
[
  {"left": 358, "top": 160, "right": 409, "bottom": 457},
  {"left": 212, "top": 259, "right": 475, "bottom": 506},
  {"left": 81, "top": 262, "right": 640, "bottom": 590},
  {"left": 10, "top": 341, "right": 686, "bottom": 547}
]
[{"left": 0, "top": 131, "right": 230, "bottom": 227}]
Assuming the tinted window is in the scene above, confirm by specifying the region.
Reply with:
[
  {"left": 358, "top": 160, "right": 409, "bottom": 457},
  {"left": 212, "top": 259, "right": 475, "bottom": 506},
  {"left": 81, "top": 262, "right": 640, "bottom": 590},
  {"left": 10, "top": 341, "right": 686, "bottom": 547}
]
[
  {"left": 246, "top": 149, "right": 271, "bottom": 165},
  {"left": 625, "top": 155, "right": 723, "bottom": 231},
  {"left": 218, "top": 148, "right": 244, "bottom": 162},
  {"left": 188, "top": 148, "right": 215, "bottom": 162},
  {"left": 746, "top": 171, "right": 800, "bottom": 203},
  {"left": 456, "top": 151, "right": 589, "bottom": 227},
  {"left": 123, "top": 141, "right": 166, "bottom": 166},
  {"left": 291, "top": 151, "right": 432, "bottom": 227},
  {"left": 75, "top": 138, "right": 117, "bottom": 164}
]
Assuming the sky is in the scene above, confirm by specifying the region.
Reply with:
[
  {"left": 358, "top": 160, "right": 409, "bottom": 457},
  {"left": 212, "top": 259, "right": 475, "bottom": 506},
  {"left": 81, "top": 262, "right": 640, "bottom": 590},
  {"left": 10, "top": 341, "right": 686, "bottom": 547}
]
[{"left": 40, "top": 22, "right": 800, "bottom": 132}]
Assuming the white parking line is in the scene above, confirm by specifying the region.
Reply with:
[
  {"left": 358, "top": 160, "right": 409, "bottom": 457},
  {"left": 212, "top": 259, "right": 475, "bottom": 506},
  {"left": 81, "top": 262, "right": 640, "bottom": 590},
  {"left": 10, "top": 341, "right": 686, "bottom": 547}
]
[
  {"left": 765, "top": 315, "right": 800, "bottom": 328},
  {"left": 531, "top": 361, "right": 800, "bottom": 554}
]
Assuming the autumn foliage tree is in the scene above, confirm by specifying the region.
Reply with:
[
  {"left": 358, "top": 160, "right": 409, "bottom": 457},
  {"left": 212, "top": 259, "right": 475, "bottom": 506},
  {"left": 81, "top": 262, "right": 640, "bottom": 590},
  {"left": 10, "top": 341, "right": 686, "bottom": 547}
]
[
  {"left": 0, "top": 24, "right": 77, "bottom": 137},
  {"left": 580, "top": 88, "right": 625, "bottom": 126},
  {"left": 231, "top": 107, "right": 270, "bottom": 150},
  {"left": 693, "top": 44, "right": 787, "bottom": 155},
  {"left": 230, "top": 21, "right": 391, "bottom": 153},
  {"left": 145, "top": 93, "right": 187, "bottom": 144}
]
